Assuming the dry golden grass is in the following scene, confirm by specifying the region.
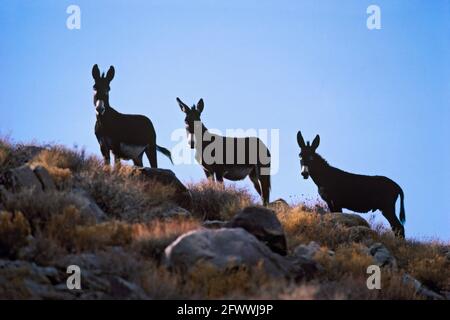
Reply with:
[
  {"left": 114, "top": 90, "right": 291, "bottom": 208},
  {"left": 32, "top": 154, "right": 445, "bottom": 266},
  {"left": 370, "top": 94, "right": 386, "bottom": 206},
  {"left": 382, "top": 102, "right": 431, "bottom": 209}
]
[
  {"left": 189, "top": 181, "right": 255, "bottom": 220},
  {"left": 77, "top": 164, "right": 179, "bottom": 221},
  {"left": 0, "top": 140, "right": 448, "bottom": 300},
  {"left": 184, "top": 261, "right": 278, "bottom": 299},
  {"left": 1, "top": 189, "right": 93, "bottom": 231},
  {"left": 132, "top": 218, "right": 201, "bottom": 262},
  {"left": 0, "top": 211, "right": 31, "bottom": 258}
]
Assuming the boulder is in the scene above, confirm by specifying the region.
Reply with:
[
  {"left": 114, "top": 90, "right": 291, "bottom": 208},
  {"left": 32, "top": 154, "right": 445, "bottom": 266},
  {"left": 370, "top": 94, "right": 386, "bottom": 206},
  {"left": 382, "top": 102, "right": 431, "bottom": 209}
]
[
  {"left": 348, "top": 226, "right": 376, "bottom": 242},
  {"left": 293, "top": 241, "right": 321, "bottom": 260},
  {"left": 33, "top": 166, "right": 56, "bottom": 191},
  {"left": 227, "top": 206, "right": 287, "bottom": 255},
  {"left": 72, "top": 188, "right": 107, "bottom": 222},
  {"left": 164, "top": 228, "right": 292, "bottom": 278},
  {"left": 369, "top": 243, "right": 397, "bottom": 269},
  {"left": 2, "top": 165, "right": 43, "bottom": 192},
  {"left": 132, "top": 168, "right": 193, "bottom": 210},
  {"left": 0, "top": 259, "right": 72, "bottom": 299},
  {"left": 326, "top": 213, "right": 370, "bottom": 228},
  {"left": 268, "top": 198, "right": 290, "bottom": 212},
  {"left": 402, "top": 274, "right": 444, "bottom": 300}
]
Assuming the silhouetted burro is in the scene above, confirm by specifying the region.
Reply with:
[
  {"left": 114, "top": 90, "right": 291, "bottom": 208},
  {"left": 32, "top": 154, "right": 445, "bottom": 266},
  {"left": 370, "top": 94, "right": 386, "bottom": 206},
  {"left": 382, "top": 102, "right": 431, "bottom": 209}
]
[
  {"left": 177, "top": 97, "right": 271, "bottom": 205},
  {"left": 92, "top": 64, "right": 172, "bottom": 167},
  {"left": 296, "top": 131, "right": 406, "bottom": 238}
]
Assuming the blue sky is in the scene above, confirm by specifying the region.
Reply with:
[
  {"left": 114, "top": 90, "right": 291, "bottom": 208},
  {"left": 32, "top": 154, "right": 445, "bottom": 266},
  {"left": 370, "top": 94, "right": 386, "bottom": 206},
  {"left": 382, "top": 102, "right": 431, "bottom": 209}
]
[{"left": 0, "top": 0, "right": 448, "bottom": 240}]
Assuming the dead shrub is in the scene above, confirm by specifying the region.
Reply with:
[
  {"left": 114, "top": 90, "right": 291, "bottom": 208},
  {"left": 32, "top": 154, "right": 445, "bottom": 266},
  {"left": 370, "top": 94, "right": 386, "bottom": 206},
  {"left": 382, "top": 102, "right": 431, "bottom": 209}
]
[
  {"left": 189, "top": 181, "right": 255, "bottom": 220},
  {"left": 0, "top": 211, "right": 31, "bottom": 258}
]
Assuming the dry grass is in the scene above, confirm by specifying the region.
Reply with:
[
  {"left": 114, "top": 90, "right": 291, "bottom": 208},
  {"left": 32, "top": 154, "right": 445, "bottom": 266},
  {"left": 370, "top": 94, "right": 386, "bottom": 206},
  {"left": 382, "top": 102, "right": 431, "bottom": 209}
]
[
  {"left": 189, "top": 181, "right": 255, "bottom": 220},
  {"left": 77, "top": 164, "right": 179, "bottom": 221},
  {"left": 0, "top": 139, "right": 448, "bottom": 300},
  {"left": 0, "top": 211, "right": 31, "bottom": 258},
  {"left": 132, "top": 218, "right": 201, "bottom": 262}
]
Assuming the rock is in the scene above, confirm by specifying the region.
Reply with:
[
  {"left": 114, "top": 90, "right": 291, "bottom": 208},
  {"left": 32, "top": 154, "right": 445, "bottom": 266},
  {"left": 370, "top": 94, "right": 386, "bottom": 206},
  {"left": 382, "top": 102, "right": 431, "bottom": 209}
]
[
  {"left": 369, "top": 243, "right": 397, "bottom": 269},
  {"left": 72, "top": 188, "right": 107, "bottom": 222},
  {"left": 164, "top": 228, "right": 291, "bottom": 278},
  {"left": 202, "top": 220, "right": 228, "bottom": 229},
  {"left": 348, "top": 226, "right": 376, "bottom": 242},
  {"left": 402, "top": 274, "right": 445, "bottom": 300},
  {"left": 132, "top": 167, "right": 193, "bottom": 210},
  {"left": 227, "top": 206, "right": 287, "bottom": 255},
  {"left": 293, "top": 241, "right": 321, "bottom": 260},
  {"left": 108, "top": 276, "right": 148, "bottom": 299},
  {"left": 161, "top": 206, "right": 192, "bottom": 219},
  {"left": 326, "top": 213, "right": 370, "bottom": 228},
  {"left": 268, "top": 198, "right": 290, "bottom": 212},
  {"left": 0, "top": 259, "right": 72, "bottom": 299},
  {"left": 2, "top": 165, "right": 43, "bottom": 192},
  {"left": 33, "top": 165, "right": 56, "bottom": 191},
  {"left": 55, "top": 252, "right": 103, "bottom": 271}
]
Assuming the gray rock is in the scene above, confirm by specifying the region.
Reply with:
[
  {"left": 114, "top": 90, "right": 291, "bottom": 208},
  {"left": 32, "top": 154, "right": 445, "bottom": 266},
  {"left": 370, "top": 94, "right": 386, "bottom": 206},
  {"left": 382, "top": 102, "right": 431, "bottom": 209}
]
[
  {"left": 369, "top": 243, "right": 397, "bottom": 269},
  {"left": 164, "top": 228, "right": 291, "bottom": 278},
  {"left": 227, "top": 206, "right": 287, "bottom": 255},
  {"left": 2, "top": 165, "right": 43, "bottom": 192},
  {"left": 348, "top": 226, "right": 376, "bottom": 242},
  {"left": 293, "top": 241, "right": 321, "bottom": 260},
  {"left": 108, "top": 276, "right": 148, "bottom": 299},
  {"left": 402, "top": 274, "right": 445, "bottom": 300},
  {"left": 0, "top": 259, "right": 72, "bottom": 299},
  {"left": 268, "top": 198, "right": 290, "bottom": 212},
  {"left": 326, "top": 213, "right": 370, "bottom": 228},
  {"left": 132, "top": 167, "right": 193, "bottom": 210},
  {"left": 33, "top": 165, "right": 56, "bottom": 191},
  {"left": 72, "top": 188, "right": 107, "bottom": 222}
]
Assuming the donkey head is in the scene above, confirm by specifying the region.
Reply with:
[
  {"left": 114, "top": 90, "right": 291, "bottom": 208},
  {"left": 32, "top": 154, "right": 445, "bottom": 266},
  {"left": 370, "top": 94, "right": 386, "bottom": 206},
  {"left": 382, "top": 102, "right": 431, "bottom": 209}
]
[
  {"left": 92, "top": 64, "right": 115, "bottom": 115},
  {"left": 177, "top": 97, "right": 204, "bottom": 148},
  {"left": 297, "top": 131, "right": 320, "bottom": 179}
]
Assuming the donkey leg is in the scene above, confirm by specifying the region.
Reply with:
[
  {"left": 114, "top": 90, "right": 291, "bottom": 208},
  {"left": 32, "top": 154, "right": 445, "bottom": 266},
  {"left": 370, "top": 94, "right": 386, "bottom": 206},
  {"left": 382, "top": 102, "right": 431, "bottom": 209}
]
[
  {"left": 215, "top": 171, "right": 224, "bottom": 183},
  {"left": 100, "top": 144, "right": 111, "bottom": 166},
  {"left": 249, "top": 170, "right": 262, "bottom": 197},
  {"left": 260, "top": 174, "right": 270, "bottom": 206},
  {"left": 145, "top": 146, "right": 158, "bottom": 168},
  {"left": 203, "top": 169, "right": 215, "bottom": 182},
  {"left": 133, "top": 154, "right": 144, "bottom": 167},
  {"left": 113, "top": 153, "right": 122, "bottom": 169},
  {"left": 381, "top": 206, "right": 405, "bottom": 238}
]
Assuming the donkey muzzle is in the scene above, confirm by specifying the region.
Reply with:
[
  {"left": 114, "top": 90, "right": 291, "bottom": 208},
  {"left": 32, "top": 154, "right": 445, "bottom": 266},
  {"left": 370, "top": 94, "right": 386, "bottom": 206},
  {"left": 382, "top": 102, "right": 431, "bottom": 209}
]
[
  {"left": 187, "top": 133, "right": 195, "bottom": 149},
  {"left": 95, "top": 100, "right": 106, "bottom": 115},
  {"left": 301, "top": 165, "right": 310, "bottom": 179}
]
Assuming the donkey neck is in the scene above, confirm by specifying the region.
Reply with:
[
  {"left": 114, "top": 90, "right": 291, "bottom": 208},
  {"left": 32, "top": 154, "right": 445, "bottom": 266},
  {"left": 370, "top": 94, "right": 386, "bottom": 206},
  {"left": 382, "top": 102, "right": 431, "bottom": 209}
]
[
  {"left": 194, "top": 121, "right": 209, "bottom": 141},
  {"left": 309, "top": 154, "right": 336, "bottom": 186}
]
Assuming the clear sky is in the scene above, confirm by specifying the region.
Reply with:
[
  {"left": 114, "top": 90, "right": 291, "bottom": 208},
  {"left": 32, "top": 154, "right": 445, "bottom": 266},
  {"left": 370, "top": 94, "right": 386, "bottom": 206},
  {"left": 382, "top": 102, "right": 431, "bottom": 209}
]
[{"left": 0, "top": 0, "right": 448, "bottom": 240}]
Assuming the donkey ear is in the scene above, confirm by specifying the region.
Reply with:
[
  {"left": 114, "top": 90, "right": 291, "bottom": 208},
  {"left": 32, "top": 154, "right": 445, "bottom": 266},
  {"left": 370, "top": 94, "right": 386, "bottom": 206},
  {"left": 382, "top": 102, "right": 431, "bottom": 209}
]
[
  {"left": 311, "top": 134, "right": 320, "bottom": 150},
  {"left": 176, "top": 97, "right": 190, "bottom": 113},
  {"left": 197, "top": 99, "right": 204, "bottom": 113},
  {"left": 92, "top": 64, "right": 100, "bottom": 80},
  {"left": 297, "top": 131, "right": 306, "bottom": 148},
  {"left": 106, "top": 66, "right": 115, "bottom": 82}
]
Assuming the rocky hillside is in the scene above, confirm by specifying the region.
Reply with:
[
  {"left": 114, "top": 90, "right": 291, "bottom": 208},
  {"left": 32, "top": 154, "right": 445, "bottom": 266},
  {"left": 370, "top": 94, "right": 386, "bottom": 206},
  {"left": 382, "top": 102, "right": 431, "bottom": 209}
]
[{"left": 0, "top": 138, "right": 448, "bottom": 299}]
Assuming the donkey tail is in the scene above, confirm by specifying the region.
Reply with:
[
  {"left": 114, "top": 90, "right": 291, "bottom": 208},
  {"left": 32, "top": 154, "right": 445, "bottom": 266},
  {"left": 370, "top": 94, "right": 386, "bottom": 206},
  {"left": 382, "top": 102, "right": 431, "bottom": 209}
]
[
  {"left": 398, "top": 187, "right": 406, "bottom": 225},
  {"left": 156, "top": 145, "right": 173, "bottom": 164}
]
